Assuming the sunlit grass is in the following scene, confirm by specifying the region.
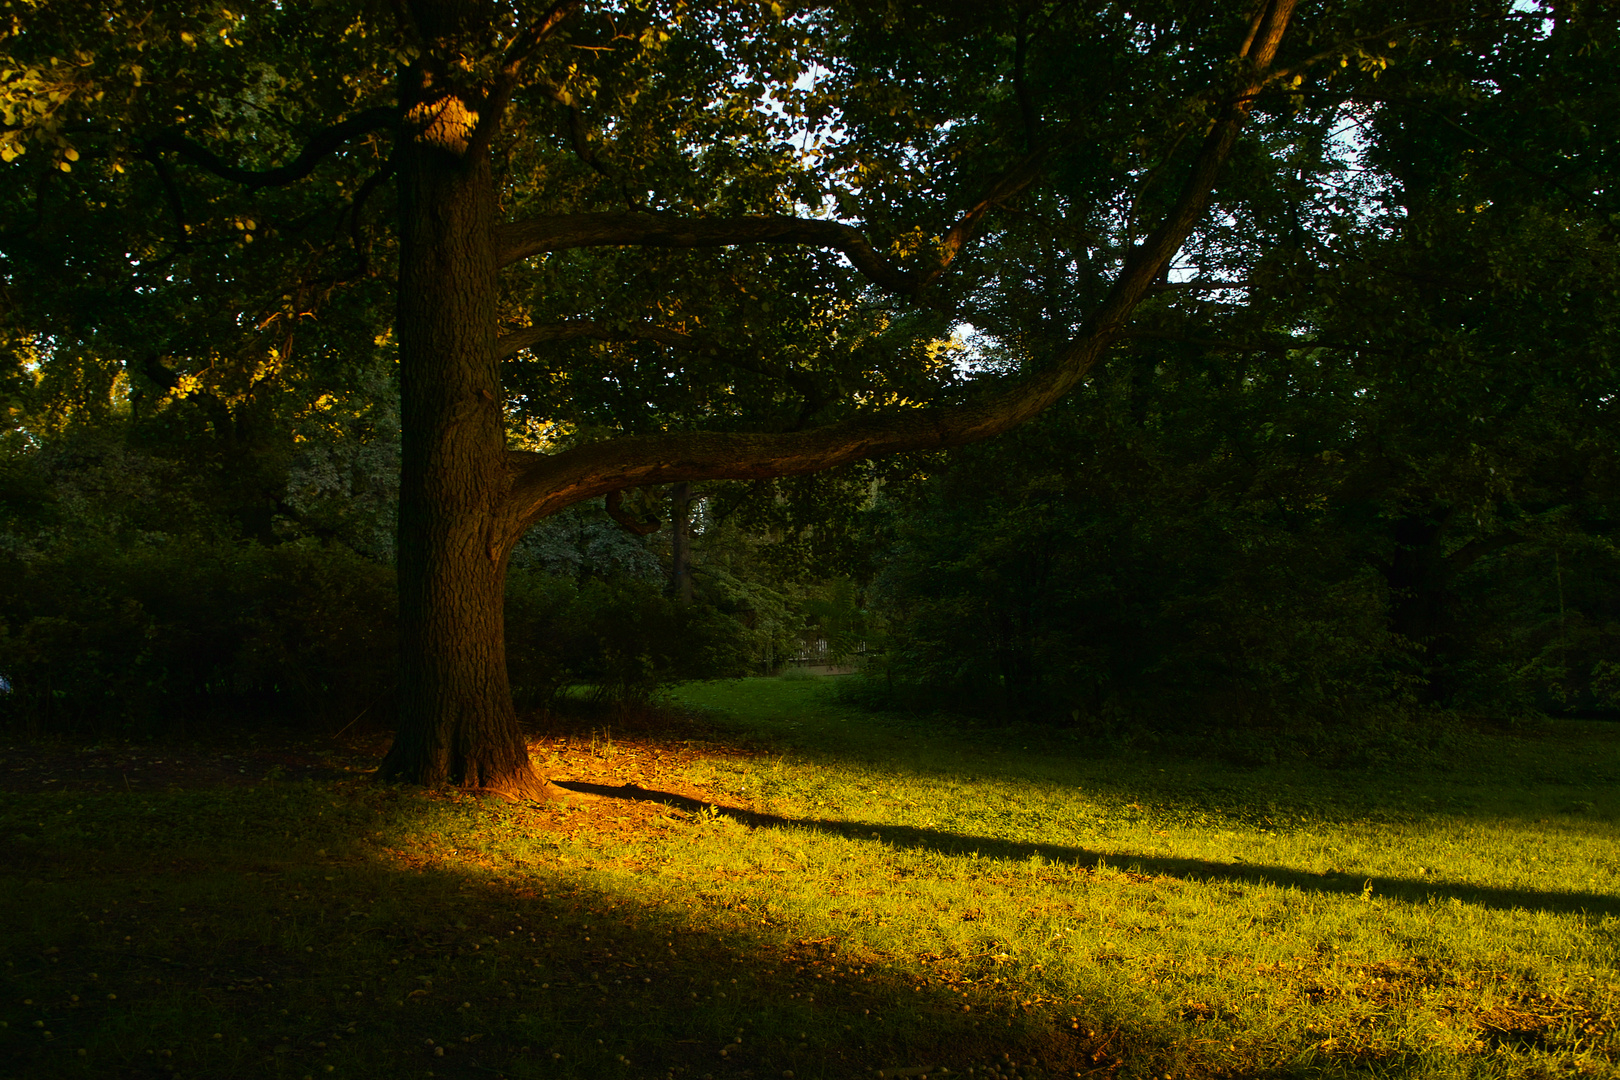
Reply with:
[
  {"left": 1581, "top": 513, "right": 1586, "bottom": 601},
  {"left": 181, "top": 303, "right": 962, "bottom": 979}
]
[{"left": 1, "top": 679, "right": 1617, "bottom": 1079}]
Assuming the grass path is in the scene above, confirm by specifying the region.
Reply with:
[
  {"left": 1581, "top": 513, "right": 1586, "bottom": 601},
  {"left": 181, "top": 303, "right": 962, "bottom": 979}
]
[{"left": 2, "top": 679, "right": 1617, "bottom": 1079}]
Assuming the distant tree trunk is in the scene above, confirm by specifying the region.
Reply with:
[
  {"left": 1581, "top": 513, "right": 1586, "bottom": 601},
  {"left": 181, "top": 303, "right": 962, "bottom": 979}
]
[
  {"left": 376, "top": 81, "right": 548, "bottom": 799},
  {"left": 670, "top": 481, "right": 693, "bottom": 605},
  {"left": 1385, "top": 508, "right": 1456, "bottom": 705}
]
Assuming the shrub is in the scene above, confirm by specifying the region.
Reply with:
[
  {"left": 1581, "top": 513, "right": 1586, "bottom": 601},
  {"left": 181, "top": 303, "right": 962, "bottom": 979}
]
[
  {"left": 0, "top": 538, "right": 396, "bottom": 736},
  {"left": 506, "top": 570, "right": 751, "bottom": 709}
]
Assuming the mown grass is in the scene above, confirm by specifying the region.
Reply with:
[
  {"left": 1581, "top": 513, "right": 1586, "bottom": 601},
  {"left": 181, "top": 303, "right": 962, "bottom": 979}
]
[{"left": 2, "top": 677, "right": 1618, "bottom": 1080}]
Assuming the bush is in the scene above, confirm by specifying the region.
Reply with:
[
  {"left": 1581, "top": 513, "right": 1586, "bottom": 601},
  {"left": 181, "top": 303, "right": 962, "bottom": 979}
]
[
  {"left": 503, "top": 570, "right": 583, "bottom": 711},
  {"left": 860, "top": 396, "right": 1423, "bottom": 735},
  {"left": 0, "top": 435, "right": 756, "bottom": 737},
  {"left": 506, "top": 570, "right": 751, "bottom": 709},
  {"left": 0, "top": 538, "right": 397, "bottom": 736}
]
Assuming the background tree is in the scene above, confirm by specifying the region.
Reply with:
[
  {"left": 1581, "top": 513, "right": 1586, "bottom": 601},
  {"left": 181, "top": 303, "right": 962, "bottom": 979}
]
[{"left": 859, "top": 0, "right": 1620, "bottom": 733}]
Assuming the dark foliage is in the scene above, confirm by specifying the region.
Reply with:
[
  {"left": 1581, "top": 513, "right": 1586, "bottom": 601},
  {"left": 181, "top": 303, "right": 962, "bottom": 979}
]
[
  {"left": 0, "top": 535, "right": 397, "bottom": 736},
  {"left": 506, "top": 570, "right": 752, "bottom": 711},
  {"left": 0, "top": 436, "right": 753, "bottom": 736},
  {"left": 853, "top": 383, "right": 1420, "bottom": 737}
]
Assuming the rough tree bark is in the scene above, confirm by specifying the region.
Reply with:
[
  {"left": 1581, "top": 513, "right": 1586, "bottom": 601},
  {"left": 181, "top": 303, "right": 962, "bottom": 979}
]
[
  {"left": 371, "top": 0, "right": 1299, "bottom": 797},
  {"left": 375, "top": 55, "right": 551, "bottom": 798}
]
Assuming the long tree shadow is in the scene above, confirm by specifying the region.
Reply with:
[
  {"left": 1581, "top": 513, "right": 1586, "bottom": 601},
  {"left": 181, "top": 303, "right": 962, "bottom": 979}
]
[
  {"left": 659, "top": 688, "right": 1620, "bottom": 831},
  {"left": 553, "top": 780, "right": 1620, "bottom": 918}
]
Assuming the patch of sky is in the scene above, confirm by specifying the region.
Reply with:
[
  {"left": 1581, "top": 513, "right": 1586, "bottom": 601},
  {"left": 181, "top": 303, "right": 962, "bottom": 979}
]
[
  {"left": 1320, "top": 105, "right": 1403, "bottom": 232},
  {"left": 944, "top": 323, "right": 1009, "bottom": 380},
  {"left": 1510, "top": 0, "right": 1555, "bottom": 39}
]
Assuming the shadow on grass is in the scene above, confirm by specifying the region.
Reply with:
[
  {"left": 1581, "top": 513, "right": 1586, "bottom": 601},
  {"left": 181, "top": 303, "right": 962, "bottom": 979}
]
[
  {"left": 0, "top": 788, "right": 1160, "bottom": 1080},
  {"left": 554, "top": 780, "right": 1620, "bottom": 918}
]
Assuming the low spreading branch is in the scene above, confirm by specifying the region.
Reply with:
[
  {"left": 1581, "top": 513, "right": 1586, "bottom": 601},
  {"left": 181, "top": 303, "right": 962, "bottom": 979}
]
[{"left": 495, "top": 211, "right": 920, "bottom": 296}]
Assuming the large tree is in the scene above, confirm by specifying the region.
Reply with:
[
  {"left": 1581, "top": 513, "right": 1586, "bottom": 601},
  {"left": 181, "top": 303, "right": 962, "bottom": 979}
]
[
  {"left": 395, "top": 0, "right": 1311, "bottom": 799},
  {"left": 11, "top": 0, "right": 1488, "bottom": 795}
]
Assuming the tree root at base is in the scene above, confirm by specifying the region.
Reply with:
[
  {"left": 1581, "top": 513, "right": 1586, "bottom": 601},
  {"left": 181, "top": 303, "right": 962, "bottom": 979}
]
[{"left": 373, "top": 756, "right": 562, "bottom": 802}]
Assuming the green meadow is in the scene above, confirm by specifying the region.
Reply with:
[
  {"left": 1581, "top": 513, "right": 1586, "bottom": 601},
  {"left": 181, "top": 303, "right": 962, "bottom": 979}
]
[{"left": 2, "top": 677, "right": 1617, "bottom": 1080}]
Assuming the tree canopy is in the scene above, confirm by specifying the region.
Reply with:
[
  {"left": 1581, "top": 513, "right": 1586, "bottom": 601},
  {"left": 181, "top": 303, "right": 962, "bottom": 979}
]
[{"left": 5, "top": 0, "right": 1610, "bottom": 792}]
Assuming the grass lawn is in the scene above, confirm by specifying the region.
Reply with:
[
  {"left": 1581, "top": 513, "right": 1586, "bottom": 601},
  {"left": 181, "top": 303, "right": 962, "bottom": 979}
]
[{"left": 2, "top": 677, "right": 1617, "bottom": 1079}]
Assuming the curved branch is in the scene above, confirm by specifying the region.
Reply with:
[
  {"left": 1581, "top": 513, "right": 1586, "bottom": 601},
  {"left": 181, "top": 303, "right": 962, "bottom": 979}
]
[
  {"left": 563, "top": 102, "right": 639, "bottom": 204},
  {"left": 138, "top": 152, "right": 192, "bottom": 251},
  {"left": 497, "top": 0, "right": 1299, "bottom": 534},
  {"left": 500, "top": 323, "right": 1114, "bottom": 525},
  {"left": 531, "top": 73, "right": 647, "bottom": 210},
  {"left": 343, "top": 161, "right": 395, "bottom": 276},
  {"left": 143, "top": 106, "right": 398, "bottom": 189},
  {"left": 495, "top": 147, "right": 1042, "bottom": 299},
  {"left": 467, "top": 0, "right": 582, "bottom": 162},
  {"left": 0, "top": 168, "right": 50, "bottom": 246},
  {"left": 924, "top": 152, "right": 1043, "bottom": 288},
  {"left": 1013, "top": 12, "right": 1039, "bottom": 153},
  {"left": 1418, "top": 106, "right": 1605, "bottom": 215},
  {"left": 495, "top": 211, "right": 921, "bottom": 296},
  {"left": 1266, "top": 17, "right": 1456, "bottom": 87},
  {"left": 1447, "top": 531, "right": 1524, "bottom": 573},
  {"left": 604, "top": 488, "right": 662, "bottom": 535},
  {"left": 140, "top": 353, "right": 181, "bottom": 392},
  {"left": 1120, "top": 0, "right": 1293, "bottom": 285}
]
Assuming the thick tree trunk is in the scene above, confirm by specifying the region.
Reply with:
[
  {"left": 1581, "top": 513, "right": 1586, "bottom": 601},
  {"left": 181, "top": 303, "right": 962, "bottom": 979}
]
[{"left": 377, "top": 86, "right": 549, "bottom": 799}]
